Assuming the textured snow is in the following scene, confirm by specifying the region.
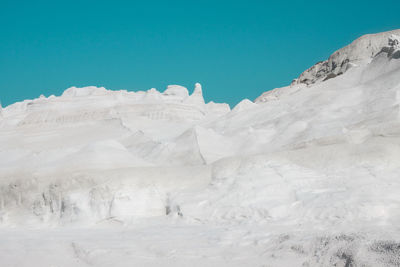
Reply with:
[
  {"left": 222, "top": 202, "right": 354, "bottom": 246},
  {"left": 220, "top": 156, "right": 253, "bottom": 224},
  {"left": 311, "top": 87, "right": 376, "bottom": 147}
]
[{"left": 1, "top": 30, "right": 400, "bottom": 266}]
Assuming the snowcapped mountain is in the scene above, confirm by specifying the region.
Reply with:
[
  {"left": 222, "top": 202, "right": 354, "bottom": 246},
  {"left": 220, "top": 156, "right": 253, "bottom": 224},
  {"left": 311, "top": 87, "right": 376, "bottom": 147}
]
[{"left": 1, "top": 30, "right": 400, "bottom": 266}]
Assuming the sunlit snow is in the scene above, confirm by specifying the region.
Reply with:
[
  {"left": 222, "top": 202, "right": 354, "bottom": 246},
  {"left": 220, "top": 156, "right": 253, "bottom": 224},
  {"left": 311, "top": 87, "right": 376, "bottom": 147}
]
[{"left": 1, "top": 30, "right": 400, "bottom": 266}]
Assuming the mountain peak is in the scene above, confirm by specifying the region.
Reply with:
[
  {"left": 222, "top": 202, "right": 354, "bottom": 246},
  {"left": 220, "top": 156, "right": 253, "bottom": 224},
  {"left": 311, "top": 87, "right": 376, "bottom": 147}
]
[{"left": 292, "top": 29, "right": 400, "bottom": 86}]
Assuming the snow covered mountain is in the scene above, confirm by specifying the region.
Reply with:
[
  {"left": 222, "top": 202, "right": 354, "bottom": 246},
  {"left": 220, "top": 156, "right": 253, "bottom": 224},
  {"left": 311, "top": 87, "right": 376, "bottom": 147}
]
[{"left": 1, "top": 30, "right": 400, "bottom": 266}]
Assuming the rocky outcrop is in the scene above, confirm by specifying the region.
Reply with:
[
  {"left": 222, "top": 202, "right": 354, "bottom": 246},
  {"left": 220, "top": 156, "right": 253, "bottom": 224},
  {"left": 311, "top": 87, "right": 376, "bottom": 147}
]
[
  {"left": 379, "top": 34, "right": 400, "bottom": 59},
  {"left": 293, "top": 29, "right": 400, "bottom": 85}
]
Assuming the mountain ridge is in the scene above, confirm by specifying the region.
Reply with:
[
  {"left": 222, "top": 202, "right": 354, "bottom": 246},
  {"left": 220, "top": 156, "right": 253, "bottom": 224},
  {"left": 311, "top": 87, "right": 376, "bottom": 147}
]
[{"left": 291, "top": 29, "right": 400, "bottom": 86}]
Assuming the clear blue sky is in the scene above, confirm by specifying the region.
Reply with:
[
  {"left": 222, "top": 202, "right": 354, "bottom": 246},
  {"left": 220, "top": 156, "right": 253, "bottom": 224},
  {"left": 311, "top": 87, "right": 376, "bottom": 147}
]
[{"left": 1, "top": 0, "right": 400, "bottom": 107}]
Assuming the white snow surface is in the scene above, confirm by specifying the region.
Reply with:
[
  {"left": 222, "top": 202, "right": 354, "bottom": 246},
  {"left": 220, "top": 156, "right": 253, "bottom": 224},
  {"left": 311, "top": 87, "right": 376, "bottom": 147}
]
[{"left": 1, "top": 29, "right": 400, "bottom": 266}]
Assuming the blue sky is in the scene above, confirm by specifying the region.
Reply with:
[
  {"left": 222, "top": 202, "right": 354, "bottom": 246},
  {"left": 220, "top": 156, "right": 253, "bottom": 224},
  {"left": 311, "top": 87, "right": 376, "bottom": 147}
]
[{"left": 1, "top": 0, "right": 400, "bottom": 107}]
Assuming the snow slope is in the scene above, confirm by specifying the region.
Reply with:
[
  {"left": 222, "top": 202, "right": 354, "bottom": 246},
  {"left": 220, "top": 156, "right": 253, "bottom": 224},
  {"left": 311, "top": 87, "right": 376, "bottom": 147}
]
[{"left": 1, "top": 30, "right": 400, "bottom": 266}]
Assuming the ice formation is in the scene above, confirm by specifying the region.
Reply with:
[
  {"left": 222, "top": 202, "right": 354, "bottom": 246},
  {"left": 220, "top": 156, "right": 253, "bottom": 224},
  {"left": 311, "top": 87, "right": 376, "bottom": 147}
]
[{"left": 1, "top": 29, "right": 400, "bottom": 266}]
